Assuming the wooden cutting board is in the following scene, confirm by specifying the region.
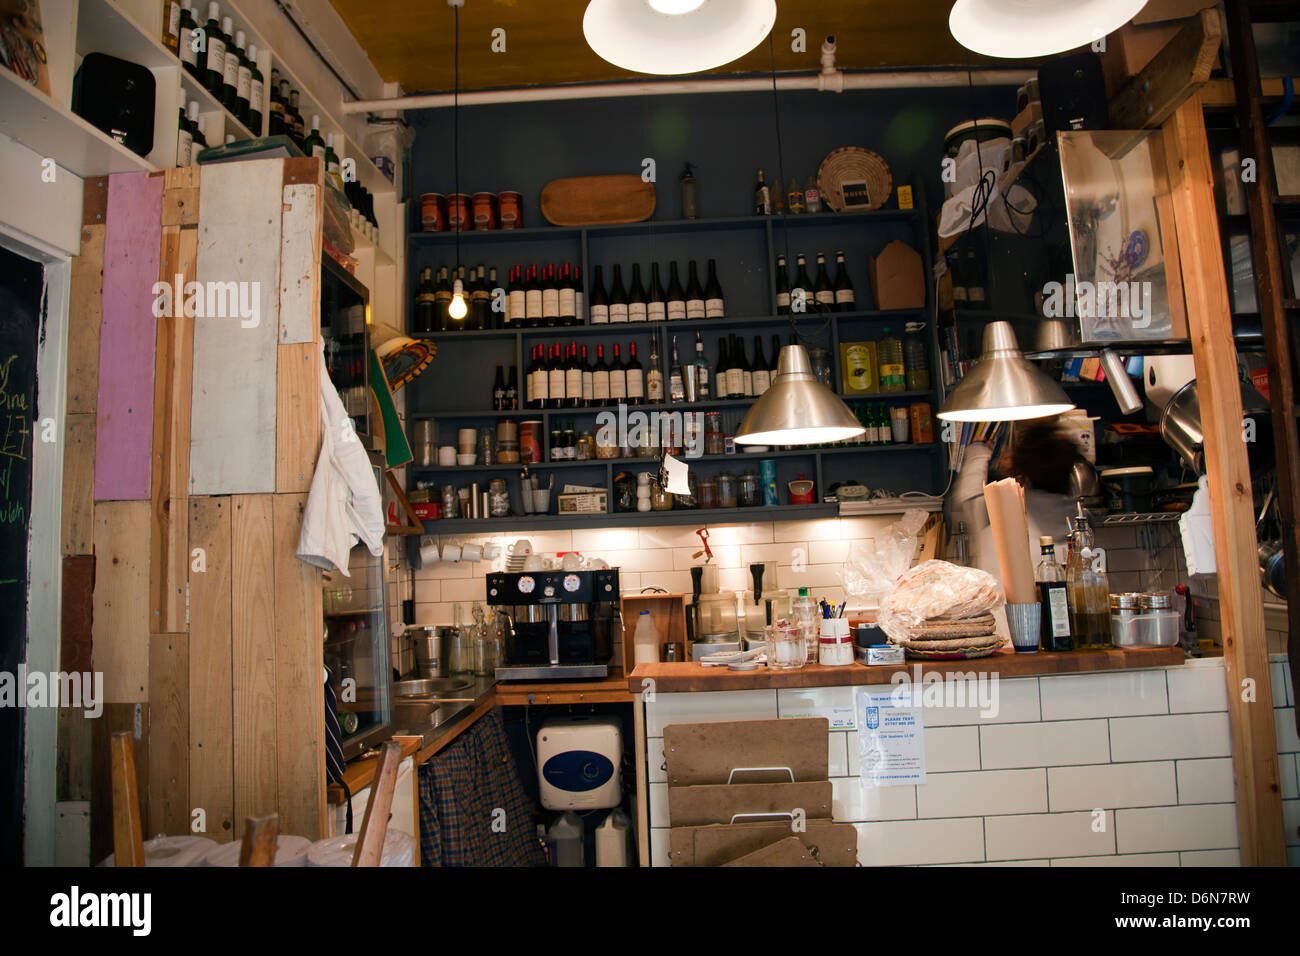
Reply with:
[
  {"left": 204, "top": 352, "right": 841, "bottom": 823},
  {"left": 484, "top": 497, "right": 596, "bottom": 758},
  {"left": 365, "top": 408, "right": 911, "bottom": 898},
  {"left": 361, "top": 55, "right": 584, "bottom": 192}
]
[{"left": 540, "top": 174, "right": 655, "bottom": 226}]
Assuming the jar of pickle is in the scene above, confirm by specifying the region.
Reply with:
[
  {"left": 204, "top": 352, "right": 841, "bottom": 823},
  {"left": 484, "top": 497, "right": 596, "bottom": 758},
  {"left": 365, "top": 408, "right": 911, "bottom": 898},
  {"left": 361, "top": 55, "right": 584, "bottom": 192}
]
[
  {"left": 696, "top": 476, "right": 719, "bottom": 509},
  {"left": 739, "top": 471, "right": 761, "bottom": 507},
  {"left": 716, "top": 471, "right": 737, "bottom": 508}
]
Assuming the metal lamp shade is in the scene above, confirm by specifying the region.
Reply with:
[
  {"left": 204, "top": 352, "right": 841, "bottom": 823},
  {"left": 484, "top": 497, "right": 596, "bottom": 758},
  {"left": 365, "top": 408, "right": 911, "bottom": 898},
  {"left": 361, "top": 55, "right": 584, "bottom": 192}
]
[
  {"left": 583, "top": 0, "right": 777, "bottom": 75},
  {"left": 938, "top": 321, "right": 1075, "bottom": 422},
  {"left": 948, "top": 0, "right": 1149, "bottom": 59},
  {"left": 735, "top": 344, "right": 866, "bottom": 445}
]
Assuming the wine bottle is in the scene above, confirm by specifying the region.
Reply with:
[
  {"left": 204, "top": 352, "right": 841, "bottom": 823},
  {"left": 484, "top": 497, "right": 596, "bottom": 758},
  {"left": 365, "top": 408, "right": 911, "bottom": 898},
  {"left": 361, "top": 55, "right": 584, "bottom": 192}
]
[
  {"left": 704, "top": 259, "right": 724, "bottom": 318},
  {"left": 323, "top": 133, "right": 341, "bottom": 184},
  {"left": 488, "top": 266, "right": 503, "bottom": 329},
  {"left": 609, "top": 343, "right": 627, "bottom": 401},
  {"left": 541, "top": 264, "right": 559, "bottom": 326},
  {"left": 580, "top": 344, "right": 594, "bottom": 406},
  {"left": 751, "top": 335, "right": 770, "bottom": 394},
  {"left": 559, "top": 263, "right": 577, "bottom": 325},
  {"left": 628, "top": 264, "right": 647, "bottom": 322},
  {"left": 471, "top": 264, "right": 491, "bottom": 330},
  {"left": 770, "top": 334, "right": 782, "bottom": 382},
  {"left": 774, "top": 254, "right": 791, "bottom": 315},
  {"left": 548, "top": 344, "right": 566, "bottom": 410},
  {"left": 193, "top": 113, "right": 208, "bottom": 154},
  {"left": 565, "top": 341, "right": 583, "bottom": 408},
  {"left": 433, "top": 267, "right": 451, "bottom": 332},
  {"left": 754, "top": 168, "right": 771, "bottom": 215},
  {"left": 506, "top": 364, "right": 519, "bottom": 409},
  {"left": 492, "top": 364, "right": 506, "bottom": 411},
  {"left": 715, "top": 336, "right": 730, "bottom": 399},
  {"left": 685, "top": 261, "right": 706, "bottom": 319},
  {"left": 574, "top": 265, "right": 585, "bottom": 323},
  {"left": 268, "top": 68, "right": 283, "bottom": 136},
  {"left": 609, "top": 265, "right": 629, "bottom": 323},
  {"left": 220, "top": 17, "right": 239, "bottom": 110},
  {"left": 179, "top": 6, "right": 200, "bottom": 79},
  {"left": 666, "top": 262, "right": 686, "bottom": 320},
  {"left": 528, "top": 345, "right": 547, "bottom": 409},
  {"left": 694, "top": 332, "right": 712, "bottom": 400},
  {"left": 589, "top": 265, "right": 608, "bottom": 324},
  {"left": 833, "top": 250, "right": 856, "bottom": 313},
  {"left": 524, "top": 265, "right": 542, "bottom": 328},
  {"left": 234, "top": 30, "right": 252, "bottom": 120},
  {"left": 668, "top": 337, "right": 685, "bottom": 403},
  {"left": 505, "top": 266, "right": 522, "bottom": 326},
  {"left": 246, "top": 44, "right": 263, "bottom": 132},
  {"left": 202, "top": 4, "right": 226, "bottom": 97},
  {"left": 175, "top": 103, "right": 193, "bottom": 168},
  {"left": 414, "top": 267, "right": 437, "bottom": 334},
  {"left": 813, "top": 252, "right": 834, "bottom": 309},
  {"left": 793, "top": 254, "right": 814, "bottom": 313},
  {"left": 739, "top": 335, "right": 755, "bottom": 396},
  {"left": 726, "top": 335, "right": 746, "bottom": 397},
  {"left": 626, "top": 342, "right": 645, "bottom": 404},
  {"left": 647, "top": 337, "right": 665, "bottom": 403},
  {"left": 592, "top": 344, "right": 611, "bottom": 405},
  {"left": 303, "top": 114, "right": 324, "bottom": 159},
  {"left": 647, "top": 263, "right": 666, "bottom": 322}
]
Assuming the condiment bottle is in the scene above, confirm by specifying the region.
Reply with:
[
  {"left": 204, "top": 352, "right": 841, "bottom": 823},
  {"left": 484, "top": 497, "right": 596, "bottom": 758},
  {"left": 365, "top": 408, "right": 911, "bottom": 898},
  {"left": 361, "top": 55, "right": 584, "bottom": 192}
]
[
  {"left": 1035, "top": 535, "right": 1072, "bottom": 651},
  {"left": 1066, "top": 515, "right": 1111, "bottom": 649}
]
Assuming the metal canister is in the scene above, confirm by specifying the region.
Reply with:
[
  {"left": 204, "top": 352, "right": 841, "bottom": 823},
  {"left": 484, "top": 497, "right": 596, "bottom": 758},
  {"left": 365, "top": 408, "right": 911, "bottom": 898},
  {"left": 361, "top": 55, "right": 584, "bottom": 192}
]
[
  {"left": 520, "top": 420, "right": 543, "bottom": 463},
  {"left": 419, "top": 192, "right": 446, "bottom": 232},
  {"left": 497, "top": 190, "right": 522, "bottom": 229},
  {"left": 471, "top": 191, "right": 497, "bottom": 230},
  {"left": 448, "top": 193, "right": 471, "bottom": 232}
]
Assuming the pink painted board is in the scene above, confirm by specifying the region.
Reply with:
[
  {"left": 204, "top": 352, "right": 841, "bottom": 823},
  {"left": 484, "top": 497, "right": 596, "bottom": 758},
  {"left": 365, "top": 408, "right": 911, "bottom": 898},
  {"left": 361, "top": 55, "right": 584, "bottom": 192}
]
[{"left": 94, "top": 171, "right": 163, "bottom": 501}]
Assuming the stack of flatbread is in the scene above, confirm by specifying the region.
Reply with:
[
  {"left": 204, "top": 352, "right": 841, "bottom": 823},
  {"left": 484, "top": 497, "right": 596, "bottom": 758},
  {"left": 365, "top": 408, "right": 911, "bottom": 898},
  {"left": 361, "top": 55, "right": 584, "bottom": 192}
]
[
  {"left": 890, "top": 614, "right": 1005, "bottom": 657},
  {"left": 877, "top": 561, "right": 1008, "bottom": 657}
]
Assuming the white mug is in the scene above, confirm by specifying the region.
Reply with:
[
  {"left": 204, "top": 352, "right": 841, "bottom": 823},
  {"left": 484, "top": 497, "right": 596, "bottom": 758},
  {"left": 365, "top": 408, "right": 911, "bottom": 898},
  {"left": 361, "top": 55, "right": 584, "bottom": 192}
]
[
  {"left": 482, "top": 543, "right": 503, "bottom": 560},
  {"left": 462, "top": 542, "right": 483, "bottom": 562},
  {"left": 589, "top": 558, "right": 609, "bottom": 570},
  {"left": 438, "top": 446, "right": 457, "bottom": 467},
  {"left": 441, "top": 542, "right": 462, "bottom": 562},
  {"left": 509, "top": 539, "right": 533, "bottom": 557},
  {"left": 562, "top": 552, "right": 581, "bottom": 571},
  {"left": 523, "top": 554, "right": 544, "bottom": 572}
]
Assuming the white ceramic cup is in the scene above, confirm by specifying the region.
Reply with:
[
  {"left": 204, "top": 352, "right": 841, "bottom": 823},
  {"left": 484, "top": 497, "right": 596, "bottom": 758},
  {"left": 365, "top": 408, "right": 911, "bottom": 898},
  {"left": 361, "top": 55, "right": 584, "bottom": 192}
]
[
  {"left": 441, "top": 542, "right": 462, "bottom": 562},
  {"left": 462, "top": 542, "right": 483, "bottom": 562},
  {"left": 589, "top": 558, "right": 608, "bottom": 570},
  {"left": 482, "top": 543, "right": 503, "bottom": 560},
  {"left": 438, "top": 446, "right": 457, "bottom": 466},
  {"left": 562, "top": 552, "right": 581, "bottom": 571},
  {"left": 510, "top": 539, "right": 533, "bottom": 556},
  {"left": 523, "top": 554, "right": 544, "bottom": 571}
]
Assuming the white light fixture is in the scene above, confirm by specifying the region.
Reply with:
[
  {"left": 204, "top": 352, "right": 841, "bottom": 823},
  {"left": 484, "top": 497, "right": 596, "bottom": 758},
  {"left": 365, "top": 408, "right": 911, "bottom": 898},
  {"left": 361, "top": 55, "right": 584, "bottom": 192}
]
[
  {"left": 448, "top": 279, "right": 467, "bottom": 320},
  {"left": 948, "top": 0, "right": 1149, "bottom": 59},
  {"left": 938, "top": 321, "right": 1075, "bottom": 422},
  {"left": 583, "top": 0, "right": 777, "bottom": 76},
  {"left": 735, "top": 344, "right": 865, "bottom": 446}
]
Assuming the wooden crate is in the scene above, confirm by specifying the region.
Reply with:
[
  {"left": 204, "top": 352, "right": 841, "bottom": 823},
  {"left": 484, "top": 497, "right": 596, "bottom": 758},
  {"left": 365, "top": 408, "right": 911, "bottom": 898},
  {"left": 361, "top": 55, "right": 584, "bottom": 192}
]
[{"left": 620, "top": 592, "right": 687, "bottom": 673}]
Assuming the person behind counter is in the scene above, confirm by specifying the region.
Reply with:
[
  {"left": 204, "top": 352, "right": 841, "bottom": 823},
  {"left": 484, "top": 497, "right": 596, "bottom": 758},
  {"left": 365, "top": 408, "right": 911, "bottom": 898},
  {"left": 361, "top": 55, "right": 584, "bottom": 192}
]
[{"left": 951, "top": 417, "right": 1082, "bottom": 578}]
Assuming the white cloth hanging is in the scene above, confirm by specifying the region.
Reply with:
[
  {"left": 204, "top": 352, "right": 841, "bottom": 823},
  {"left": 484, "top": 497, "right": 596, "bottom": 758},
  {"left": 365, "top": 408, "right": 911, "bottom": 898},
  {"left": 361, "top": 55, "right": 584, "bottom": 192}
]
[{"left": 296, "top": 346, "right": 384, "bottom": 575}]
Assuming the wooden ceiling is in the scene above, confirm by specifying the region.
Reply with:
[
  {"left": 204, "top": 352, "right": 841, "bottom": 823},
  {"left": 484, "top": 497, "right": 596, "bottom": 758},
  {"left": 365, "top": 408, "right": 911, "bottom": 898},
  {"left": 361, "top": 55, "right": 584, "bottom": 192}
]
[{"left": 328, "top": 0, "right": 995, "bottom": 94}]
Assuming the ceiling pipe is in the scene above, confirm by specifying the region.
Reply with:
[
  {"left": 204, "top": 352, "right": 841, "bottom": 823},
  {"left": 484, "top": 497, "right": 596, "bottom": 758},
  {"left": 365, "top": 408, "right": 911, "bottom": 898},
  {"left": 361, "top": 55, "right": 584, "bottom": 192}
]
[{"left": 340, "top": 68, "right": 1033, "bottom": 114}]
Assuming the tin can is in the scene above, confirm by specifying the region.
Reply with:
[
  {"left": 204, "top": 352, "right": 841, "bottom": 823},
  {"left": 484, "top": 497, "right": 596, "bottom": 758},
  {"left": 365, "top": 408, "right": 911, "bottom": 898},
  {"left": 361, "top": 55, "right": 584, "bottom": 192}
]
[
  {"left": 448, "top": 193, "right": 471, "bottom": 232},
  {"left": 760, "top": 460, "right": 778, "bottom": 506},
  {"left": 909, "top": 402, "right": 934, "bottom": 444},
  {"left": 520, "top": 420, "right": 543, "bottom": 463},
  {"left": 419, "top": 192, "right": 446, "bottom": 232},
  {"left": 497, "top": 190, "right": 522, "bottom": 229},
  {"left": 471, "top": 191, "right": 497, "bottom": 230}
]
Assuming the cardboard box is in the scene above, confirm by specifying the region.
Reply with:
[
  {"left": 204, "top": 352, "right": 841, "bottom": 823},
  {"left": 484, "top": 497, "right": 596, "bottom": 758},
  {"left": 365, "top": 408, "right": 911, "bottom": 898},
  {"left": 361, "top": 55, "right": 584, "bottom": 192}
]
[{"left": 869, "top": 240, "right": 925, "bottom": 311}]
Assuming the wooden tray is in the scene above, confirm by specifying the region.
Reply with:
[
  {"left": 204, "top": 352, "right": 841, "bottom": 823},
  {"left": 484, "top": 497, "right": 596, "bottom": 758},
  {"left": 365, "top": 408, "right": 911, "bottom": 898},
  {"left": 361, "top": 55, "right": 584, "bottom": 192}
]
[{"left": 540, "top": 174, "right": 655, "bottom": 226}]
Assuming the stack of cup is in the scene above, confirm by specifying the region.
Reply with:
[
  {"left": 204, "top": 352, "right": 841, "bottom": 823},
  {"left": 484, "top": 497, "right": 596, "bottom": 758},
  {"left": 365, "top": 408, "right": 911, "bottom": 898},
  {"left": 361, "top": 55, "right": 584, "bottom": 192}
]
[
  {"left": 457, "top": 428, "right": 476, "bottom": 467},
  {"left": 636, "top": 473, "right": 652, "bottom": 513}
]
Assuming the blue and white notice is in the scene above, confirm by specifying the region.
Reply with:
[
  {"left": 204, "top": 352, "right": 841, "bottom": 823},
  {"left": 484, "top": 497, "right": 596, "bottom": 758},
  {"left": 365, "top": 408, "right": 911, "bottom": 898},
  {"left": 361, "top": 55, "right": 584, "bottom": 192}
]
[{"left": 856, "top": 688, "right": 926, "bottom": 787}]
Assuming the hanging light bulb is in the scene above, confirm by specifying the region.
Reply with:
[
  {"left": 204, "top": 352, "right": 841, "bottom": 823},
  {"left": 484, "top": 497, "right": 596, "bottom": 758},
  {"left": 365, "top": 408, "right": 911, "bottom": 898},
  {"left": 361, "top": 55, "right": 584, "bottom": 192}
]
[
  {"left": 735, "top": 344, "right": 865, "bottom": 446},
  {"left": 448, "top": 278, "right": 467, "bottom": 321}
]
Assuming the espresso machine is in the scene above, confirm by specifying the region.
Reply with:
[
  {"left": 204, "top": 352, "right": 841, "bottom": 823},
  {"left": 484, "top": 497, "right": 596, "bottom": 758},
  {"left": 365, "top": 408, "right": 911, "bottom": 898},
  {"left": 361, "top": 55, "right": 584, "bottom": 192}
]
[{"left": 487, "top": 568, "right": 622, "bottom": 680}]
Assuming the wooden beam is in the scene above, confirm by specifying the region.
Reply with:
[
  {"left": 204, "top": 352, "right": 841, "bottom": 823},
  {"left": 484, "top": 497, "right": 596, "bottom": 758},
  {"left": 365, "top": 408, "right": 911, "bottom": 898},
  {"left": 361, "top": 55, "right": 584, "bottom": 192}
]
[
  {"left": 110, "top": 731, "right": 145, "bottom": 867},
  {"left": 1200, "top": 76, "right": 1294, "bottom": 110},
  {"left": 66, "top": 224, "right": 104, "bottom": 416},
  {"left": 1160, "top": 94, "right": 1286, "bottom": 866},
  {"left": 351, "top": 742, "right": 401, "bottom": 866},
  {"left": 238, "top": 813, "right": 279, "bottom": 866},
  {"left": 60, "top": 414, "right": 96, "bottom": 556},
  {"left": 1110, "top": 8, "right": 1221, "bottom": 130},
  {"left": 92, "top": 501, "right": 151, "bottom": 703},
  {"left": 147, "top": 632, "right": 189, "bottom": 837}
]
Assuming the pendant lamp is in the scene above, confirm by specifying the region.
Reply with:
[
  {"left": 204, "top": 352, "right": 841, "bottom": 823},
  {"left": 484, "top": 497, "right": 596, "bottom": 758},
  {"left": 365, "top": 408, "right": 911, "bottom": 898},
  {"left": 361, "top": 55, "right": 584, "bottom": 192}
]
[
  {"left": 735, "top": 344, "right": 866, "bottom": 445},
  {"left": 583, "top": 0, "right": 777, "bottom": 75},
  {"left": 938, "top": 321, "right": 1075, "bottom": 422},
  {"left": 447, "top": 0, "right": 467, "bottom": 320},
  {"left": 948, "top": 0, "right": 1149, "bottom": 59}
]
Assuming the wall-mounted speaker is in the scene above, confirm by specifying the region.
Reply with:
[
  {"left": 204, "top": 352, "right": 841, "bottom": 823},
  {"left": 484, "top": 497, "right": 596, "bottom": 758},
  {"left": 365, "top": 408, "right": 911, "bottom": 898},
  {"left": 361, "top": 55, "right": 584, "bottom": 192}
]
[{"left": 72, "top": 53, "right": 155, "bottom": 157}]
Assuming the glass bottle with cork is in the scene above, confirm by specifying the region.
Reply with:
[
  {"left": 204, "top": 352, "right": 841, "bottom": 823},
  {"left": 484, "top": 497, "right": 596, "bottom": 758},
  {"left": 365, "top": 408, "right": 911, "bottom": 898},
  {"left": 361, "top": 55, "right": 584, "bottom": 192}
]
[{"left": 1066, "top": 513, "right": 1111, "bottom": 649}]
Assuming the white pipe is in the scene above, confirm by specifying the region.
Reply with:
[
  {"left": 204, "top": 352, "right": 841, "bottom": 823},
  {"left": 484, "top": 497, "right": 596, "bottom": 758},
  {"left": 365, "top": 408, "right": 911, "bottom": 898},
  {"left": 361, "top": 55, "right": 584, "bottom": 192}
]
[{"left": 341, "top": 69, "right": 1034, "bottom": 114}]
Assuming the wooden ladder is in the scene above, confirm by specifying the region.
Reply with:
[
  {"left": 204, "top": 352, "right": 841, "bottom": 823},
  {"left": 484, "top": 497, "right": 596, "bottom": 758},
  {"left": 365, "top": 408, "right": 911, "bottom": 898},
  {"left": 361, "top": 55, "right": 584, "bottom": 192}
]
[{"left": 1224, "top": 0, "right": 1300, "bottom": 732}]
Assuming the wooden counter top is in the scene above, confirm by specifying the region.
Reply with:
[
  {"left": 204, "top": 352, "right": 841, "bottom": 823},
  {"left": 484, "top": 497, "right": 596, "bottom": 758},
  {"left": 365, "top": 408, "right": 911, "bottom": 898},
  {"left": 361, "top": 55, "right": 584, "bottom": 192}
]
[
  {"left": 327, "top": 736, "right": 421, "bottom": 805},
  {"left": 627, "top": 647, "right": 1186, "bottom": 693},
  {"left": 493, "top": 668, "right": 634, "bottom": 706}
]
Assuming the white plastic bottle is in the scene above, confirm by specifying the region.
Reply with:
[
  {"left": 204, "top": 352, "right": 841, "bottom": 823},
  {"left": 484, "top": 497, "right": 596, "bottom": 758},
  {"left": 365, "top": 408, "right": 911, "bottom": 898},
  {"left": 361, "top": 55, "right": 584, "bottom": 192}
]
[
  {"left": 548, "top": 812, "right": 584, "bottom": 867},
  {"left": 595, "top": 809, "right": 630, "bottom": 867},
  {"left": 633, "top": 609, "right": 660, "bottom": 665}
]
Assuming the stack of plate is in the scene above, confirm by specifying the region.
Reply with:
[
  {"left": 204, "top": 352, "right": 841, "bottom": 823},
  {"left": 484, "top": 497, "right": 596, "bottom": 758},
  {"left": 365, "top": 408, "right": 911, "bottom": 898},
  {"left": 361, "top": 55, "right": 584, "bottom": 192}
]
[{"left": 505, "top": 542, "right": 529, "bottom": 572}]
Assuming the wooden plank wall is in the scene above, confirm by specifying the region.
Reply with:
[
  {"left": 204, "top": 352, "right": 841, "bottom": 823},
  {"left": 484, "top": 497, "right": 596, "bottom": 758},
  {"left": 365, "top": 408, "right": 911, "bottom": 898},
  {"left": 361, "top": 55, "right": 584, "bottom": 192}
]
[{"left": 57, "top": 159, "right": 329, "bottom": 861}]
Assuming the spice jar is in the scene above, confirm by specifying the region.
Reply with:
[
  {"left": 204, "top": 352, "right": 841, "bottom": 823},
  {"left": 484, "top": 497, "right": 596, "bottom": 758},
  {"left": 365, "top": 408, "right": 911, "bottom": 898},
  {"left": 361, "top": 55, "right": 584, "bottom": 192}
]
[
  {"left": 1136, "top": 592, "right": 1178, "bottom": 646},
  {"left": 577, "top": 432, "right": 595, "bottom": 460},
  {"left": 1110, "top": 592, "right": 1141, "bottom": 646},
  {"left": 716, "top": 471, "right": 737, "bottom": 508},
  {"left": 739, "top": 471, "right": 761, "bottom": 507},
  {"left": 696, "top": 477, "right": 718, "bottom": 509}
]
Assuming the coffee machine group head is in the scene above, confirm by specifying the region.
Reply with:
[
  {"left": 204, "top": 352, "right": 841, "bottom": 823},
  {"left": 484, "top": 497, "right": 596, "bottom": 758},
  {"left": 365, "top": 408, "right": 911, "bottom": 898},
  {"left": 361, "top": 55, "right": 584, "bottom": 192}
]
[{"left": 486, "top": 568, "right": 621, "bottom": 680}]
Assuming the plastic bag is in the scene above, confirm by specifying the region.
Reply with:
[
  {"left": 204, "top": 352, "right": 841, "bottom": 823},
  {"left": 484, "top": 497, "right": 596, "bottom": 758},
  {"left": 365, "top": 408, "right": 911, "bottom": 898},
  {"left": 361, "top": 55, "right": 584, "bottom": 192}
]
[
  {"left": 841, "top": 509, "right": 929, "bottom": 603},
  {"left": 876, "top": 560, "right": 1005, "bottom": 641}
]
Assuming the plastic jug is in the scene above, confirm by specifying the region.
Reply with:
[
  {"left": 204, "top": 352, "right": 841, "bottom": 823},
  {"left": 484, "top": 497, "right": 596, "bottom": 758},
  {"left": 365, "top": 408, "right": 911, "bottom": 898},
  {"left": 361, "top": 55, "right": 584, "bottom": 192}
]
[
  {"left": 595, "top": 809, "right": 630, "bottom": 867},
  {"left": 548, "top": 812, "right": 584, "bottom": 867},
  {"left": 633, "top": 610, "right": 660, "bottom": 665}
]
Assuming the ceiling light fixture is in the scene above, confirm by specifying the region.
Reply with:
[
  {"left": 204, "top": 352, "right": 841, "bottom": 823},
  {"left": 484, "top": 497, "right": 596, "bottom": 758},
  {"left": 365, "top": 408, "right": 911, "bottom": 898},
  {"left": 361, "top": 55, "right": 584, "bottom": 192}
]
[
  {"left": 938, "top": 321, "right": 1076, "bottom": 422},
  {"left": 948, "top": 0, "right": 1149, "bottom": 59},
  {"left": 447, "top": 0, "right": 467, "bottom": 322},
  {"left": 735, "top": 344, "right": 866, "bottom": 445},
  {"left": 583, "top": 0, "right": 777, "bottom": 75}
]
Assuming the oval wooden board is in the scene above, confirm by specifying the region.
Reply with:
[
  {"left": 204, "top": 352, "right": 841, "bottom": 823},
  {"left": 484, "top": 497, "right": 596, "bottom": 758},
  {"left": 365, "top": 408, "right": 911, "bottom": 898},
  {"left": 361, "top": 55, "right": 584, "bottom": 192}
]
[{"left": 540, "top": 174, "right": 656, "bottom": 226}]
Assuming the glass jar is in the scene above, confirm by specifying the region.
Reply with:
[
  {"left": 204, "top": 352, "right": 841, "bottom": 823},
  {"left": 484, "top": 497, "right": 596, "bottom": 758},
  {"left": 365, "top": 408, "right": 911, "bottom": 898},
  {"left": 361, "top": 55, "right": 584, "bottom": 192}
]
[
  {"left": 766, "top": 624, "right": 806, "bottom": 670},
  {"left": 716, "top": 471, "right": 737, "bottom": 508},
  {"left": 696, "top": 477, "right": 719, "bottom": 509},
  {"left": 650, "top": 481, "right": 673, "bottom": 510},
  {"left": 488, "top": 478, "right": 510, "bottom": 517},
  {"left": 447, "top": 628, "right": 474, "bottom": 676},
  {"left": 476, "top": 618, "right": 503, "bottom": 675},
  {"left": 739, "top": 471, "right": 761, "bottom": 507}
]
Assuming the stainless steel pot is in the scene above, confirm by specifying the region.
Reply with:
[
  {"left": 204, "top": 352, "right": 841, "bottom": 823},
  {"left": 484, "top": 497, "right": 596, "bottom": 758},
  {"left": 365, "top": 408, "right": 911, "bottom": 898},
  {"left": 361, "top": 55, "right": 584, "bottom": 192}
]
[{"left": 1159, "top": 378, "right": 1271, "bottom": 475}]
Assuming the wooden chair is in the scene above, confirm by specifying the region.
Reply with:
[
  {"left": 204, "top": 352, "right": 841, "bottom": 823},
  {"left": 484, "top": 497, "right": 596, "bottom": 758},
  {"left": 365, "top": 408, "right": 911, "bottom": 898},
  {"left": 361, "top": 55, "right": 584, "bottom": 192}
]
[
  {"left": 110, "top": 730, "right": 145, "bottom": 866},
  {"left": 239, "top": 813, "right": 280, "bottom": 867},
  {"left": 351, "top": 741, "right": 402, "bottom": 866}
]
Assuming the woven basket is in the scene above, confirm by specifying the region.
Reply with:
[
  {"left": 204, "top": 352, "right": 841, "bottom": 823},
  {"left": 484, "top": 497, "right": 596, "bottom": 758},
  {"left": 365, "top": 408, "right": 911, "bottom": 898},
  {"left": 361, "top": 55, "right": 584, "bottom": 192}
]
[
  {"left": 817, "top": 147, "right": 893, "bottom": 212},
  {"left": 901, "top": 638, "right": 1007, "bottom": 661}
]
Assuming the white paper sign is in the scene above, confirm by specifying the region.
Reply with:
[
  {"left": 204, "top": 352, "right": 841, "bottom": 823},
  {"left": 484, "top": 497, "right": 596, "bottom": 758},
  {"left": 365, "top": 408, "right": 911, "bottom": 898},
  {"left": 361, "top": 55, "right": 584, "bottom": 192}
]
[
  {"left": 780, "top": 697, "right": 856, "bottom": 730},
  {"left": 856, "top": 688, "right": 926, "bottom": 787}
]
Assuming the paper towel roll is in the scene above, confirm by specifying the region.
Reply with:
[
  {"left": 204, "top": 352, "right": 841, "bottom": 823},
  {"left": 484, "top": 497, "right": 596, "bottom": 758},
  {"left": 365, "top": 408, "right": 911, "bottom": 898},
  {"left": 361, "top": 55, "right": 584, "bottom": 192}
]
[
  {"left": 306, "top": 829, "right": 416, "bottom": 867},
  {"left": 201, "top": 833, "right": 311, "bottom": 867},
  {"left": 99, "top": 835, "right": 219, "bottom": 867}
]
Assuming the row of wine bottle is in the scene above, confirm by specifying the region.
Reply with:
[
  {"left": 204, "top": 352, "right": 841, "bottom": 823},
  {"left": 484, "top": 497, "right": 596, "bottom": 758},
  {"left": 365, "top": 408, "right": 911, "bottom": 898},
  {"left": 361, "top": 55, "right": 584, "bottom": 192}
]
[
  {"left": 774, "top": 252, "right": 856, "bottom": 314},
  {"left": 521, "top": 332, "right": 788, "bottom": 409},
  {"left": 178, "top": 3, "right": 264, "bottom": 131}
]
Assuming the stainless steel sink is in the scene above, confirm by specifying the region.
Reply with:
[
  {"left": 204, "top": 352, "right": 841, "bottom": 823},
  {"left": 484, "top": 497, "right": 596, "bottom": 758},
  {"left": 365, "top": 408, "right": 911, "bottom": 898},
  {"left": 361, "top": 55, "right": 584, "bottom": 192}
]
[
  {"left": 392, "top": 678, "right": 473, "bottom": 698},
  {"left": 391, "top": 700, "right": 449, "bottom": 732}
]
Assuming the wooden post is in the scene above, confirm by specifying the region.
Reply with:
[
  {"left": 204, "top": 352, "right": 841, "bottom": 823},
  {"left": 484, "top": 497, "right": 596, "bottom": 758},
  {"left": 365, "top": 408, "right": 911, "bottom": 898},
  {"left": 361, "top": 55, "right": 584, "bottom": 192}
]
[
  {"left": 1160, "top": 95, "right": 1286, "bottom": 865},
  {"left": 110, "top": 731, "right": 145, "bottom": 867},
  {"left": 238, "top": 813, "right": 280, "bottom": 867},
  {"left": 351, "top": 742, "right": 401, "bottom": 867}
]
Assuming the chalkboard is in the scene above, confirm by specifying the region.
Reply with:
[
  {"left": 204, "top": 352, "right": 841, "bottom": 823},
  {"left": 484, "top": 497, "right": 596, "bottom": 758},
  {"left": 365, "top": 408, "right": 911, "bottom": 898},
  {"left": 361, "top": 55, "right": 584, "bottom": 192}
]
[{"left": 0, "top": 244, "right": 43, "bottom": 866}]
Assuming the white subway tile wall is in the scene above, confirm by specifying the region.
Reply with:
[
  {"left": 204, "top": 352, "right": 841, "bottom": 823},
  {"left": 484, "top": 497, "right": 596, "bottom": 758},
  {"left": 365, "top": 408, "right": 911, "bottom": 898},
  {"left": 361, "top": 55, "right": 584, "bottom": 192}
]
[{"left": 644, "top": 657, "right": 1298, "bottom": 866}]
